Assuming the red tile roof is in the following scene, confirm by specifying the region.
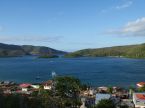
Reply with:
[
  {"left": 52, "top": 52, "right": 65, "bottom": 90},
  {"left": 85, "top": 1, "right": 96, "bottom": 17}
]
[
  {"left": 136, "top": 94, "right": 145, "bottom": 100},
  {"left": 42, "top": 80, "right": 53, "bottom": 86},
  {"left": 19, "top": 83, "right": 31, "bottom": 88}
]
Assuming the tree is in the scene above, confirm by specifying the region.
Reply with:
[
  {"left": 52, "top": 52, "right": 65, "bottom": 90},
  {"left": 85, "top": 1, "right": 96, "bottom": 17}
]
[
  {"left": 120, "top": 105, "right": 129, "bottom": 108},
  {"left": 54, "top": 76, "right": 82, "bottom": 107},
  {"left": 138, "top": 85, "right": 145, "bottom": 92},
  {"left": 107, "top": 86, "right": 113, "bottom": 94},
  {"left": 95, "top": 99, "right": 115, "bottom": 108},
  {"left": 54, "top": 76, "right": 81, "bottom": 98}
]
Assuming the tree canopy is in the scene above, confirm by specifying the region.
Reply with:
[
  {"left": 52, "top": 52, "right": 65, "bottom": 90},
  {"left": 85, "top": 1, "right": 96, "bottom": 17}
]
[
  {"left": 65, "top": 43, "right": 145, "bottom": 58},
  {"left": 95, "top": 99, "right": 116, "bottom": 108}
]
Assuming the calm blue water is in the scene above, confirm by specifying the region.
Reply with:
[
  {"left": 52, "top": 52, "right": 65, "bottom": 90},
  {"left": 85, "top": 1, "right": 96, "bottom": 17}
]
[{"left": 0, "top": 56, "right": 145, "bottom": 87}]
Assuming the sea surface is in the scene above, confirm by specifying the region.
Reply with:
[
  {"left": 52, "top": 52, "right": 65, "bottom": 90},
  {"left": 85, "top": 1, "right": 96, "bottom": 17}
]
[{"left": 0, "top": 56, "right": 145, "bottom": 87}]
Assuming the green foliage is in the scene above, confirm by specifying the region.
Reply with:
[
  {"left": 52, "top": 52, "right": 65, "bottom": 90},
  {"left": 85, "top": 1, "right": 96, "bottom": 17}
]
[
  {"left": 138, "top": 85, "right": 145, "bottom": 92},
  {"left": 39, "top": 55, "right": 59, "bottom": 58},
  {"left": 54, "top": 76, "right": 81, "bottom": 98},
  {"left": 0, "top": 43, "right": 65, "bottom": 57},
  {"left": 65, "top": 43, "right": 145, "bottom": 58},
  {"left": 107, "top": 86, "right": 113, "bottom": 94},
  {"left": 95, "top": 99, "right": 116, "bottom": 108},
  {"left": 0, "top": 76, "right": 85, "bottom": 108},
  {"left": 0, "top": 94, "right": 28, "bottom": 108},
  {"left": 54, "top": 76, "right": 82, "bottom": 107},
  {"left": 81, "top": 84, "right": 89, "bottom": 90},
  {"left": 120, "top": 105, "right": 129, "bottom": 108}
]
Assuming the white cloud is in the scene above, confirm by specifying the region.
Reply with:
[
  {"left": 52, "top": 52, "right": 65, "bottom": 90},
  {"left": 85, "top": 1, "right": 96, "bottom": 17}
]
[
  {"left": 105, "top": 17, "right": 145, "bottom": 36},
  {"left": 101, "top": 0, "right": 133, "bottom": 13},
  {"left": 115, "top": 1, "right": 132, "bottom": 10}
]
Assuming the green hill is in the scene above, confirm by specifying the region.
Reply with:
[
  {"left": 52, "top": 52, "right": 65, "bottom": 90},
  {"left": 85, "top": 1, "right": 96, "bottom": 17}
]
[
  {"left": 65, "top": 43, "right": 145, "bottom": 58},
  {"left": 0, "top": 43, "right": 66, "bottom": 57}
]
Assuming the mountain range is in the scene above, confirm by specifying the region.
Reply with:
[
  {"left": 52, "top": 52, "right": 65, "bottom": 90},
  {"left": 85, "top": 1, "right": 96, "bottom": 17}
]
[
  {"left": 0, "top": 43, "right": 66, "bottom": 57},
  {"left": 1, "top": 42, "right": 145, "bottom": 59},
  {"left": 65, "top": 43, "right": 145, "bottom": 58}
]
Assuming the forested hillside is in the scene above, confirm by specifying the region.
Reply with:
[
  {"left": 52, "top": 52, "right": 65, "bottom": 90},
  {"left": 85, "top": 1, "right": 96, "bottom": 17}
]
[{"left": 65, "top": 43, "right": 145, "bottom": 58}]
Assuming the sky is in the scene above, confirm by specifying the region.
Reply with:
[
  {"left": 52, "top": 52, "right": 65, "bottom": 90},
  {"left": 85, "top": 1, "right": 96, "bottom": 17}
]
[{"left": 0, "top": 0, "right": 145, "bottom": 51}]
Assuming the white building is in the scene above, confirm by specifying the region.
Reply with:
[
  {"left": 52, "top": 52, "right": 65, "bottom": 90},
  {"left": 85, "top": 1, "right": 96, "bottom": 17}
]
[
  {"left": 31, "top": 84, "right": 40, "bottom": 89},
  {"left": 43, "top": 80, "right": 53, "bottom": 90},
  {"left": 44, "top": 85, "right": 52, "bottom": 90},
  {"left": 133, "top": 93, "right": 145, "bottom": 108},
  {"left": 95, "top": 93, "right": 111, "bottom": 104},
  {"left": 19, "top": 83, "right": 31, "bottom": 92},
  {"left": 137, "top": 82, "right": 145, "bottom": 88},
  {"left": 89, "top": 89, "right": 95, "bottom": 96}
]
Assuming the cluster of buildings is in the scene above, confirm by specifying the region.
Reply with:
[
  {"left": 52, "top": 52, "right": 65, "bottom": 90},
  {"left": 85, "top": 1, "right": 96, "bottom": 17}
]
[
  {"left": 80, "top": 82, "right": 145, "bottom": 108},
  {"left": 133, "top": 82, "right": 145, "bottom": 108},
  {"left": 1, "top": 80, "right": 145, "bottom": 108},
  {"left": 80, "top": 86, "right": 131, "bottom": 108},
  {"left": 0, "top": 80, "right": 53, "bottom": 95}
]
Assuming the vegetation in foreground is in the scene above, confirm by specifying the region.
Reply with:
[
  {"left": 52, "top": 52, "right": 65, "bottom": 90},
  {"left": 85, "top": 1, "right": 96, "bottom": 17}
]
[
  {"left": 2, "top": 76, "right": 145, "bottom": 108},
  {"left": 0, "top": 76, "right": 85, "bottom": 108},
  {"left": 93, "top": 99, "right": 116, "bottom": 108}
]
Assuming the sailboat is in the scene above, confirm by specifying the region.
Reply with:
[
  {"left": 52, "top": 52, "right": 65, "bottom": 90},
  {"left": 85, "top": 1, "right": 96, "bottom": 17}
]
[{"left": 52, "top": 71, "right": 57, "bottom": 78}]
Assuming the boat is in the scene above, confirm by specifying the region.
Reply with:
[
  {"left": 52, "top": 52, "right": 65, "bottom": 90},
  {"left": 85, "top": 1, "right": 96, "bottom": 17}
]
[
  {"left": 35, "top": 75, "right": 41, "bottom": 80},
  {"left": 52, "top": 71, "right": 57, "bottom": 78}
]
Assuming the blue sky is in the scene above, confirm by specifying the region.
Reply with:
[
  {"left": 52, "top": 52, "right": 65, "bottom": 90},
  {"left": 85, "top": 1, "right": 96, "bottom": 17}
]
[{"left": 0, "top": 0, "right": 145, "bottom": 51}]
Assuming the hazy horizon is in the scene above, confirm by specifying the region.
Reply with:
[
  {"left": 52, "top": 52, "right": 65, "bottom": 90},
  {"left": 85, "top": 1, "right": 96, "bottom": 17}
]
[{"left": 0, "top": 0, "right": 145, "bottom": 51}]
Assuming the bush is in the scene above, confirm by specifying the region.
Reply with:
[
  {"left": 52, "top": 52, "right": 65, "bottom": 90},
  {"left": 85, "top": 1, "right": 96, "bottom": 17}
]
[{"left": 95, "top": 99, "right": 115, "bottom": 108}]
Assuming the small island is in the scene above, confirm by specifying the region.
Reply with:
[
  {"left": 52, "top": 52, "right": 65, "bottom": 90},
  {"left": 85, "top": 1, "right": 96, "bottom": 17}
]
[{"left": 39, "top": 55, "right": 59, "bottom": 58}]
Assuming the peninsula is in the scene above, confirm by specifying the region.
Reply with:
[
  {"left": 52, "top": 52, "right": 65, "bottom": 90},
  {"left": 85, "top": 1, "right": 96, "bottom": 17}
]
[
  {"left": 0, "top": 43, "right": 66, "bottom": 57},
  {"left": 65, "top": 43, "right": 145, "bottom": 59}
]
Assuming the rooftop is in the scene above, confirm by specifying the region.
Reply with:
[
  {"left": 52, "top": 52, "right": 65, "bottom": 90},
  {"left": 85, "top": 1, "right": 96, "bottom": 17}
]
[{"left": 136, "top": 94, "right": 145, "bottom": 100}]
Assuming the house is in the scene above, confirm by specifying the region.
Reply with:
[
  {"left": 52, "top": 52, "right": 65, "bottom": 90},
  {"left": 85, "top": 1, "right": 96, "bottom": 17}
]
[
  {"left": 133, "top": 93, "right": 145, "bottom": 108},
  {"left": 3, "top": 81, "right": 11, "bottom": 85},
  {"left": 95, "top": 93, "right": 111, "bottom": 104},
  {"left": 43, "top": 80, "right": 53, "bottom": 90},
  {"left": 3, "top": 89, "right": 11, "bottom": 94},
  {"left": 81, "top": 89, "right": 96, "bottom": 97},
  {"left": 19, "top": 83, "right": 31, "bottom": 92},
  {"left": 137, "top": 82, "right": 145, "bottom": 88},
  {"left": 97, "top": 86, "right": 108, "bottom": 93},
  {"left": 31, "top": 84, "right": 40, "bottom": 89},
  {"left": 89, "top": 89, "right": 95, "bottom": 96}
]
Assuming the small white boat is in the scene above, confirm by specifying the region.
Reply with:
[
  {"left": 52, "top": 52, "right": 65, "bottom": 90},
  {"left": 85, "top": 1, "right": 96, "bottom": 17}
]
[
  {"left": 36, "top": 76, "right": 41, "bottom": 80},
  {"left": 52, "top": 71, "right": 57, "bottom": 78}
]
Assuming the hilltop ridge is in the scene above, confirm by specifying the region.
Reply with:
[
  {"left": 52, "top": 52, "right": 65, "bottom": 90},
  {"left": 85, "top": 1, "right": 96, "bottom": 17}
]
[
  {"left": 65, "top": 43, "right": 145, "bottom": 58},
  {"left": 0, "top": 43, "right": 66, "bottom": 57}
]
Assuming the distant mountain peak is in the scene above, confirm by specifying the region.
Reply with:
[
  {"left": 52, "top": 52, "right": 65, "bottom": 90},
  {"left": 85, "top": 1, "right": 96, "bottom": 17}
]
[{"left": 0, "top": 43, "right": 66, "bottom": 57}]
